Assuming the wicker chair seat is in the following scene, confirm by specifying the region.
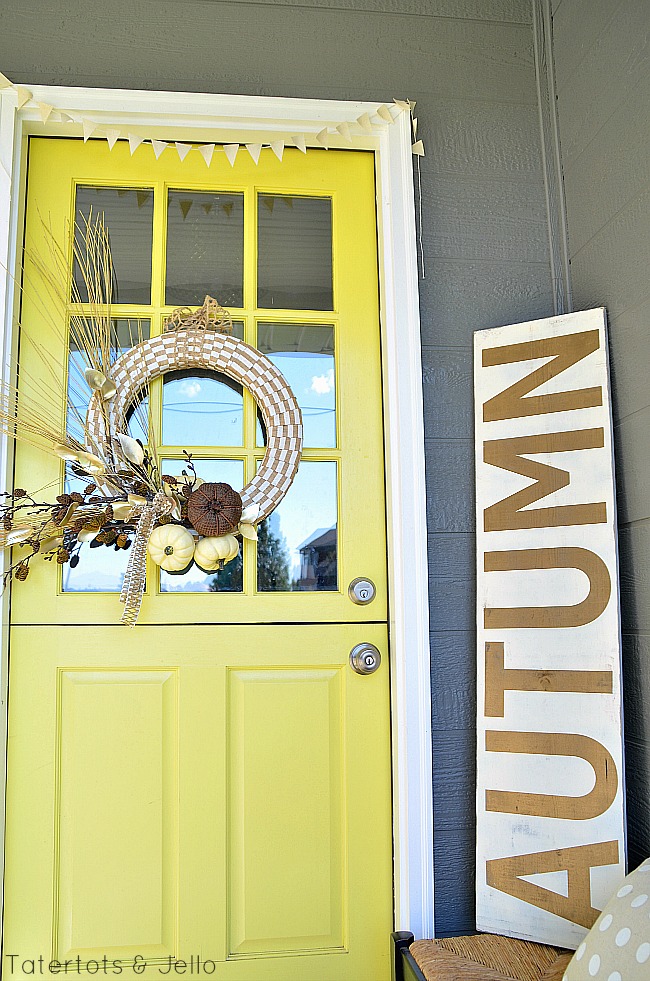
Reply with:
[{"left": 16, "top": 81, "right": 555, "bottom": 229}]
[{"left": 410, "top": 934, "right": 572, "bottom": 981}]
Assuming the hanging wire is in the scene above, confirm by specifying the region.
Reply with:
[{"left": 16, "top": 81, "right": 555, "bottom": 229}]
[{"left": 416, "top": 152, "right": 425, "bottom": 280}]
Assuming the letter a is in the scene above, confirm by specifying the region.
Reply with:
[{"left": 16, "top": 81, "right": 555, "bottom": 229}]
[{"left": 486, "top": 840, "right": 619, "bottom": 929}]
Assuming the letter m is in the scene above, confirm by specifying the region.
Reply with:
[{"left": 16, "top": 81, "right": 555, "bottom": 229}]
[{"left": 483, "top": 329, "right": 602, "bottom": 422}]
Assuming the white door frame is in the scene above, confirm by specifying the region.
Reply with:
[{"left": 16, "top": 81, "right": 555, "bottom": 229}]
[{"left": 0, "top": 85, "right": 434, "bottom": 939}]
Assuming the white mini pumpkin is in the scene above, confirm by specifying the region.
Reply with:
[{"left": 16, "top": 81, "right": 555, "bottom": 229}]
[
  {"left": 148, "top": 524, "right": 195, "bottom": 572},
  {"left": 194, "top": 534, "right": 240, "bottom": 572}
]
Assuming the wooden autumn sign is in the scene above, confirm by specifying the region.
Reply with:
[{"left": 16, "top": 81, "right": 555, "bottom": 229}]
[{"left": 474, "top": 309, "right": 625, "bottom": 949}]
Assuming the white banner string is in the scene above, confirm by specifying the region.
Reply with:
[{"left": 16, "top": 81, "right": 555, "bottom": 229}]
[{"left": 0, "top": 74, "right": 424, "bottom": 162}]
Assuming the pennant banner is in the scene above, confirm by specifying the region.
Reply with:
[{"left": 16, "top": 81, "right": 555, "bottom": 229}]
[
  {"left": 336, "top": 122, "right": 352, "bottom": 143},
  {"left": 198, "top": 143, "right": 215, "bottom": 167},
  {"left": 270, "top": 140, "right": 284, "bottom": 161},
  {"left": 15, "top": 87, "right": 31, "bottom": 110},
  {"left": 128, "top": 133, "right": 144, "bottom": 155},
  {"left": 357, "top": 112, "right": 373, "bottom": 134},
  {"left": 377, "top": 104, "right": 395, "bottom": 124},
  {"left": 223, "top": 143, "right": 239, "bottom": 167},
  {"left": 0, "top": 72, "right": 424, "bottom": 164},
  {"left": 82, "top": 119, "right": 96, "bottom": 142}
]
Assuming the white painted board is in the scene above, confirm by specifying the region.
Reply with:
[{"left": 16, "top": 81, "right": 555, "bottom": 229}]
[{"left": 474, "top": 308, "right": 626, "bottom": 949}]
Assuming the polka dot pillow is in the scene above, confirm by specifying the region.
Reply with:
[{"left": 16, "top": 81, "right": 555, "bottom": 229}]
[{"left": 564, "top": 856, "right": 650, "bottom": 980}]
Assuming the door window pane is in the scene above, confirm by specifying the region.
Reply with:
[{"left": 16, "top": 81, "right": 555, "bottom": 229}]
[
  {"left": 257, "top": 196, "right": 333, "bottom": 310},
  {"left": 166, "top": 191, "right": 244, "bottom": 307},
  {"left": 63, "top": 320, "right": 151, "bottom": 593},
  {"left": 73, "top": 186, "right": 153, "bottom": 304},
  {"left": 162, "top": 371, "right": 243, "bottom": 448},
  {"left": 159, "top": 459, "right": 244, "bottom": 594},
  {"left": 62, "top": 462, "right": 133, "bottom": 594},
  {"left": 256, "top": 324, "right": 335, "bottom": 448},
  {"left": 62, "top": 536, "right": 132, "bottom": 594},
  {"left": 67, "top": 320, "right": 150, "bottom": 444},
  {"left": 257, "top": 461, "right": 337, "bottom": 591},
  {"left": 160, "top": 322, "right": 243, "bottom": 447}
]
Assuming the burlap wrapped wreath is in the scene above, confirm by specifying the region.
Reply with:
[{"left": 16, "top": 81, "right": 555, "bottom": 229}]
[
  {"left": 86, "top": 317, "right": 303, "bottom": 521},
  {"left": 83, "top": 299, "right": 303, "bottom": 624}
]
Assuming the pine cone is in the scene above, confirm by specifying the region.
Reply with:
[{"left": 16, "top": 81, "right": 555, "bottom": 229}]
[
  {"left": 3, "top": 517, "right": 12, "bottom": 531},
  {"left": 56, "top": 549, "right": 70, "bottom": 564},
  {"left": 84, "top": 483, "right": 97, "bottom": 495},
  {"left": 83, "top": 519, "right": 102, "bottom": 531},
  {"left": 162, "top": 475, "right": 177, "bottom": 485},
  {"left": 12, "top": 489, "right": 26, "bottom": 499},
  {"left": 29, "top": 540, "right": 40, "bottom": 553},
  {"left": 15, "top": 563, "right": 29, "bottom": 581},
  {"left": 56, "top": 493, "right": 72, "bottom": 505},
  {"left": 104, "top": 505, "right": 114, "bottom": 520},
  {"left": 116, "top": 534, "right": 128, "bottom": 548},
  {"left": 158, "top": 514, "right": 172, "bottom": 525},
  {"left": 70, "top": 492, "right": 84, "bottom": 504}
]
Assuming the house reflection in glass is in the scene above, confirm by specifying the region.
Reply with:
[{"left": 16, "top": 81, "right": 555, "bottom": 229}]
[{"left": 296, "top": 526, "right": 337, "bottom": 591}]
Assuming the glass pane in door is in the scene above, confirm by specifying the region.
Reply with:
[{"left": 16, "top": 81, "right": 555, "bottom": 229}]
[
  {"left": 256, "top": 323, "right": 336, "bottom": 448},
  {"left": 63, "top": 319, "right": 151, "bottom": 593},
  {"left": 160, "top": 459, "right": 245, "bottom": 594},
  {"left": 162, "top": 371, "right": 244, "bottom": 448},
  {"left": 67, "top": 319, "right": 150, "bottom": 444},
  {"left": 257, "top": 196, "right": 333, "bottom": 310},
  {"left": 166, "top": 190, "right": 244, "bottom": 307},
  {"left": 73, "top": 186, "right": 154, "bottom": 304},
  {"left": 257, "top": 461, "right": 338, "bottom": 591}
]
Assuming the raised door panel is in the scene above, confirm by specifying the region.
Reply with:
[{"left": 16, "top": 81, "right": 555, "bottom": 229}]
[
  {"left": 55, "top": 670, "right": 178, "bottom": 962},
  {"left": 228, "top": 667, "right": 344, "bottom": 955}
]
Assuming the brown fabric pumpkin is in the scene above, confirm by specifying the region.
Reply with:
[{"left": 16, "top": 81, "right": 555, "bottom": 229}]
[{"left": 187, "top": 482, "right": 243, "bottom": 537}]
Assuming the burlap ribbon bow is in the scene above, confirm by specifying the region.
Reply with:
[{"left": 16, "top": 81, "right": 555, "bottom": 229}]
[{"left": 120, "top": 491, "right": 173, "bottom": 626}]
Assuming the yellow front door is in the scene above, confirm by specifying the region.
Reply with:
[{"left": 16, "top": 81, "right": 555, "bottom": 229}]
[{"left": 3, "top": 138, "right": 392, "bottom": 980}]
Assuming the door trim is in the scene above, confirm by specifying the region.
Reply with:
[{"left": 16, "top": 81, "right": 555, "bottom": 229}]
[{"left": 0, "top": 85, "right": 434, "bottom": 939}]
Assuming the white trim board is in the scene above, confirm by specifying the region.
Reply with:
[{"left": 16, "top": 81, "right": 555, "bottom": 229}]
[{"left": 0, "top": 84, "right": 434, "bottom": 940}]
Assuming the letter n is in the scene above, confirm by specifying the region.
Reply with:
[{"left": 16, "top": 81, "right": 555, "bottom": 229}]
[{"left": 483, "top": 329, "right": 601, "bottom": 422}]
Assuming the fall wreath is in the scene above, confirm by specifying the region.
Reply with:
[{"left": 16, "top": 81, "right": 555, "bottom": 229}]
[{"left": 0, "top": 219, "right": 302, "bottom": 624}]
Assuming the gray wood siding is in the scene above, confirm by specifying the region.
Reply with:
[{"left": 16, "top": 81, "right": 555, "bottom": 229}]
[
  {"left": 0, "top": 0, "right": 555, "bottom": 935},
  {"left": 552, "top": 0, "right": 650, "bottom": 870}
]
